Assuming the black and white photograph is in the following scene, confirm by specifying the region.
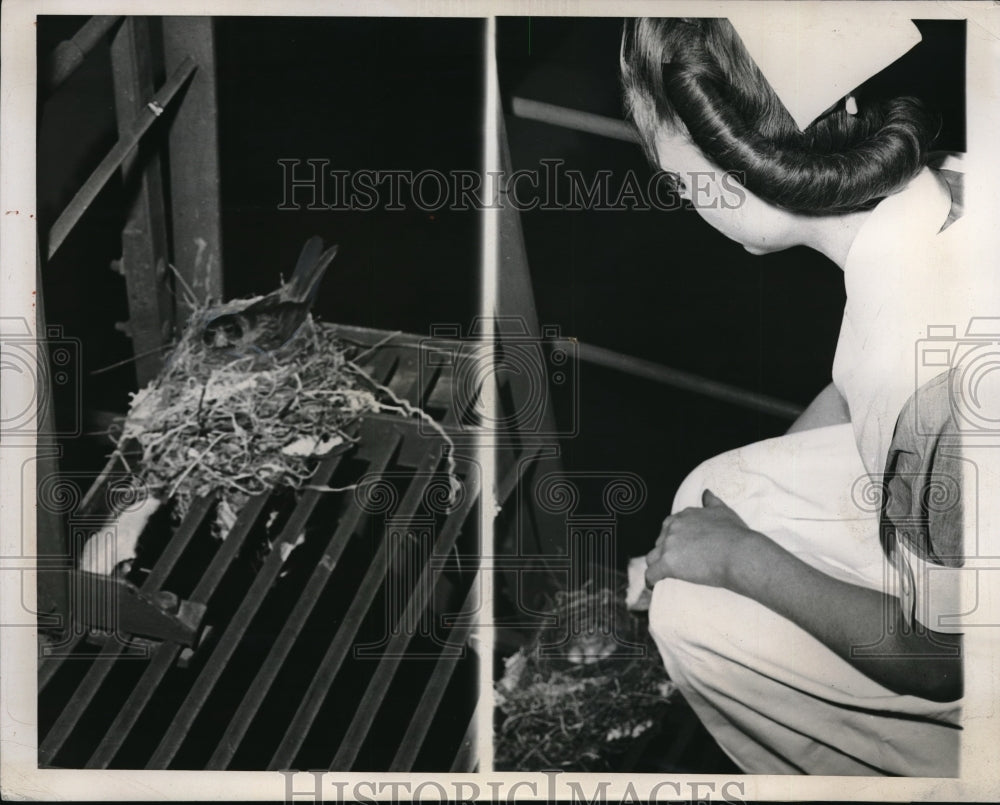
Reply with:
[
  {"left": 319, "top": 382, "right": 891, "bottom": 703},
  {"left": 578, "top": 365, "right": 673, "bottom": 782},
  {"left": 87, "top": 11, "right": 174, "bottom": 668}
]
[
  {"left": 32, "top": 14, "right": 485, "bottom": 772},
  {"left": 491, "top": 14, "right": 971, "bottom": 777},
  {"left": 2, "top": 0, "right": 1000, "bottom": 801}
]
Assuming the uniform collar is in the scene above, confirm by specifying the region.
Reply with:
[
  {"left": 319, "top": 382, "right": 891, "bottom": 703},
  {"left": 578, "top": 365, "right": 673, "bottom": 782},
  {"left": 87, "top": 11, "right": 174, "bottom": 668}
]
[{"left": 844, "top": 167, "right": 955, "bottom": 275}]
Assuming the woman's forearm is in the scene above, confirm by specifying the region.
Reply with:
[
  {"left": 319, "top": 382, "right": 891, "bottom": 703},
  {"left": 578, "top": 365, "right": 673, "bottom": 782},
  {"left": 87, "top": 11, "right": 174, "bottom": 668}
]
[{"left": 726, "top": 533, "right": 962, "bottom": 702}]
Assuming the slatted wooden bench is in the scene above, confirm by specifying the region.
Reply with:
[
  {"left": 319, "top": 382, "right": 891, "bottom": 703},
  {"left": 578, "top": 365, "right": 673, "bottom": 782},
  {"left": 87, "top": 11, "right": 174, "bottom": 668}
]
[{"left": 38, "top": 326, "right": 540, "bottom": 770}]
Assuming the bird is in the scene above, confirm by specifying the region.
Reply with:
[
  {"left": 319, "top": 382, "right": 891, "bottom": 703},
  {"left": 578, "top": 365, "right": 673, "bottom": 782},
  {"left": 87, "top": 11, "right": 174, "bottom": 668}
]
[
  {"left": 80, "top": 237, "right": 339, "bottom": 576},
  {"left": 202, "top": 236, "right": 338, "bottom": 359}
]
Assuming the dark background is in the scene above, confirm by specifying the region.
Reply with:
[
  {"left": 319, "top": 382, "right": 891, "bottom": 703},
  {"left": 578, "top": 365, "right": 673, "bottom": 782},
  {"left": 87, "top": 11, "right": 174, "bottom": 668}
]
[
  {"left": 496, "top": 17, "right": 965, "bottom": 559},
  {"left": 38, "top": 16, "right": 485, "bottom": 476}
]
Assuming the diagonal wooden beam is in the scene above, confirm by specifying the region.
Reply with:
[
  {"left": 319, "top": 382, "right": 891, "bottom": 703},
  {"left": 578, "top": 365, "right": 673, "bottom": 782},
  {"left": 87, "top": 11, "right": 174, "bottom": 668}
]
[
  {"left": 46, "top": 56, "right": 196, "bottom": 262},
  {"left": 511, "top": 96, "right": 639, "bottom": 144}
]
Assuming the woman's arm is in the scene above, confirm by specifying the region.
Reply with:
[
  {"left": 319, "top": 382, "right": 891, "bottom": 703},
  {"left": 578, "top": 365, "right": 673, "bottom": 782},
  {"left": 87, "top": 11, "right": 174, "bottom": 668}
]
[
  {"left": 786, "top": 381, "right": 851, "bottom": 434},
  {"left": 645, "top": 490, "right": 962, "bottom": 702},
  {"left": 726, "top": 526, "right": 962, "bottom": 702}
]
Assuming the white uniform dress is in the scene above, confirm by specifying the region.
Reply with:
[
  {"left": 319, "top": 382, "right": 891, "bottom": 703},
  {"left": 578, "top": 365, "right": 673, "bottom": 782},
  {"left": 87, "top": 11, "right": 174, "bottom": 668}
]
[{"left": 644, "top": 161, "right": 974, "bottom": 776}]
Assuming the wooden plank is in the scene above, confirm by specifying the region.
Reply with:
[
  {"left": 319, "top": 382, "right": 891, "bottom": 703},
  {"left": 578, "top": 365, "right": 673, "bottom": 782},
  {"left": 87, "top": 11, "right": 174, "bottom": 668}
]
[
  {"left": 162, "top": 17, "right": 224, "bottom": 319},
  {"left": 42, "top": 16, "right": 123, "bottom": 95},
  {"left": 334, "top": 324, "right": 422, "bottom": 349},
  {"left": 38, "top": 633, "right": 85, "bottom": 691},
  {"left": 38, "top": 639, "right": 124, "bottom": 765},
  {"left": 110, "top": 17, "right": 174, "bottom": 386},
  {"left": 140, "top": 495, "right": 214, "bottom": 591},
  {"left": 35, "top": 241, "right": 70, "bottom": 627},
  {"left": 207, "top": 433, "right": 442, "bottom": 769},
  {"left": 449, "top": 701, "right": 479, "bottom": 773},
  {"left": 46, "top": 56, "right": 196, "bottom": 262},
  {"left": 578, "top": 341, "right": 802, "bottom": 419},
  {"left": 495, "top": 101, "right": 567, "bottom": 569},
  {"left": 510, "top": 97, "right": 639, "bottom": 144},
  {"left": 389, "top": 577, "right": 480, "bottom": 771},
  {"left": 327, "top": 470, "right": 482, "bottom": 770},
  {"left": 84, "top": 492, "right": 271, "bottom": 768},
  {"left": 146, "top": 436, "right": 391, "bottom": 768},
  {"left": 39, "top": 495, "right": 214, "bottom": 763},
  {"left": 263, "top": 456, "right": 440, "bottom": 766}
]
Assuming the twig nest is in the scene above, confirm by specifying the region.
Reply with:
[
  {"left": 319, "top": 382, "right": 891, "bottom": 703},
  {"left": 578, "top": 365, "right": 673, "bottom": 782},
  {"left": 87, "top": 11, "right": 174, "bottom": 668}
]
[
  {"left": 494, "top": 581, "right": 677, "bottom": 771},
  {"left": 281, "top": 434, "right": 345, "bottom": 457},
  {"left": 110, "top": 304, "right": 454, "bottom": 542}
]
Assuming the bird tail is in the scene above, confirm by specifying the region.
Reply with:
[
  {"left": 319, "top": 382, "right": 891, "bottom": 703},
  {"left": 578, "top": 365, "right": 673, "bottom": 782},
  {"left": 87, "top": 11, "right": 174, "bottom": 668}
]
[{"left": 286, "top": 236, "right": 339, "bottom": 304}]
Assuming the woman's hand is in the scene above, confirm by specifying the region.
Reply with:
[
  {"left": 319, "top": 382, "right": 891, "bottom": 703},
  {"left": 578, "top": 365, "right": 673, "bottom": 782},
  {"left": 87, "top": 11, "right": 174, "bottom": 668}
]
[{"left": 644, "top": 489, "right": 761, "bottom": 591}]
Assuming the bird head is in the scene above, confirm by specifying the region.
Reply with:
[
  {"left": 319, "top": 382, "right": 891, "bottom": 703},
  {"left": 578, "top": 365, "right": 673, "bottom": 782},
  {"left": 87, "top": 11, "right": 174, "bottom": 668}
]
[{"left": 203, "top": 314, "right": 247, "bottom": 349}]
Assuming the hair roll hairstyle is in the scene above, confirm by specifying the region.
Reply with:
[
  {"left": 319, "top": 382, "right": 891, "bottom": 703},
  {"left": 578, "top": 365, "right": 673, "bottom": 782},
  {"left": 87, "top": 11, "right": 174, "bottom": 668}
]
[{"left": 621, "top": 18, "right": 940, "bottom": 214}]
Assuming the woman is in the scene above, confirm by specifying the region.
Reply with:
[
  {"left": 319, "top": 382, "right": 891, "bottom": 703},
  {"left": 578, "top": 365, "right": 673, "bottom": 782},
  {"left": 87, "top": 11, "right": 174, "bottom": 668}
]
[{"left": 621, "top": 17, "right": 971, "bottom": 776}]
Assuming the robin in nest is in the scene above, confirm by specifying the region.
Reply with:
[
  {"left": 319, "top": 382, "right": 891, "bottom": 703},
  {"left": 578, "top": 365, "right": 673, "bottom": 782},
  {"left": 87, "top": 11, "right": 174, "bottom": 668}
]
[{"left": 202, "top": 236, "right": 338, "bottom": 358}]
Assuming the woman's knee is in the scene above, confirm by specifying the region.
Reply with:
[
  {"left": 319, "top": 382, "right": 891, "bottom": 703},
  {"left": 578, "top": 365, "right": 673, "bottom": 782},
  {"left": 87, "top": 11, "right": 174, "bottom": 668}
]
[
  {"left": 671, "top": 450, "right": 743, "bottom": 514},
  {"left": 647, "top": 577, "right": 706, "bottom": 655},
  {"left": 648, "top": 579, "right": 749, "bottom": 691},
  {"left": 671, "top": 462, "right": 709, "bottom": 514}
]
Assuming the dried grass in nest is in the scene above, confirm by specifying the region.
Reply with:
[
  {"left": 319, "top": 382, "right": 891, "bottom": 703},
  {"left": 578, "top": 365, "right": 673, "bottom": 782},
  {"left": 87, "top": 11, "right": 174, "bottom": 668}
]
[
  {"left": 112, "top": 302, "right": 455, "bottom": 537},
  {"left": 494, "top": 583, "right": 676, "bottom": 771}
]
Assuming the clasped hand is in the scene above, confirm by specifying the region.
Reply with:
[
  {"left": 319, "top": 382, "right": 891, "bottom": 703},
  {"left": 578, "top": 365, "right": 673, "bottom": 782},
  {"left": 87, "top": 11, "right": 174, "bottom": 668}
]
[{"left": 644, "top": 489, "right": 760, "bottom": 591}]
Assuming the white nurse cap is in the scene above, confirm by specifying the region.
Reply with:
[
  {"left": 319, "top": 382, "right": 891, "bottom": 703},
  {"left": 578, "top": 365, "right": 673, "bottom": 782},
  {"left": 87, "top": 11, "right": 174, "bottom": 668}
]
[{"left": 728, "top": 10, "right": 922, "bottom": 130}]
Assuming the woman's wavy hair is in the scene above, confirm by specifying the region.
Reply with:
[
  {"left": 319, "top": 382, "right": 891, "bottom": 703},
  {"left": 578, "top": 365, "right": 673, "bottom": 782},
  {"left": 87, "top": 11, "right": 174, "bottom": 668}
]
[{"left": 621, "top": 18, "right": 940, "bottom": 214}]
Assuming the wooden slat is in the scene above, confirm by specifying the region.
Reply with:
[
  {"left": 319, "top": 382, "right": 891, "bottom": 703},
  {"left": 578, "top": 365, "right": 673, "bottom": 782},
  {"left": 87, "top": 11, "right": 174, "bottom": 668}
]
[
  {"left": 84, "top": 492, "right": 271, "bottom": 768},
  {"left": 577, "top": 341, "right": 802, "bottom": 420},
  {"left": 110, "top": 17, "right": 175, "bottom": 386},
  {"left": 327, "top": 469, "right": 481, "bottom": 770},
  {"left": 38, "top": 639, "right": 125, "bottom": 766},
  {"left": 510, "top": 96, "right": 639, "bottom": 144},
  {"left": 35, "top": 240, "right": 69, "bottom": 626},
  {"left": 38, "top": 496, "right": 213, "bottom": 764},
  {"left": 334, "top": 324, "right": 423, "bottom": 349},
  {"left": 449, "top": 701, "right": 479, "bottom": 773},
  {"left": 385, "top": 349, "right": 421, "bottom": 404},
  {"left": 162, "top": 17, "right": 224, "bottom": 320},
  {"left": 146, "top": 434, "right": 395, "bottom": 768},
  {"left": 139, "top": 495, "right": 214, "bottom": 591},
  {"left": 46, "top": 56, "right": 196, "bottom": 261},
  {"left": 269, "top": 464, "right": 478, "bottom": 770},
  {"left": 207, "top": 437, "right": 442, "bottom": 769},
  {"left": 43, "top": 16, "right": 123, "bottom": 95},
  {"left": 38, "top": 632, "right": 86, "bottom": 691},
  {"left": 265, "top": 400, "right": 462, "bottom": 770},
  {"left": 361, "top": 348, "right": 400, "bottom": 387},
  {"left": 389, "top": 577, "right": 480, "bottom": 771}
]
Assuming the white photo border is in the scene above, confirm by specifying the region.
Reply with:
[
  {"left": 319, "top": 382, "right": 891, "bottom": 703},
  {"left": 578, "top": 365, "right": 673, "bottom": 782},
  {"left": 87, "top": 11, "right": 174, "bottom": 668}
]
[{"left": 3, "top": 0, "right": 1000, "bottom": 800}]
